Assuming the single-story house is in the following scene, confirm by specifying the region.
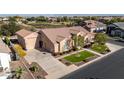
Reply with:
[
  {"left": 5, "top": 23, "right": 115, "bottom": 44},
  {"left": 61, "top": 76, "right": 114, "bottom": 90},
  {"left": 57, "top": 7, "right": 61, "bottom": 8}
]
[
  {"left": 107, "top": 22, "right": 124, "bottom": 38},
  {"left": 84, "top": 20, "right": 106, "bottom": 33},
  {"left": 0, "top": 38, "right": 11, "bottom": 75},
  {"left": 16, "top": 26, "right": 95, "bottom": 54}
]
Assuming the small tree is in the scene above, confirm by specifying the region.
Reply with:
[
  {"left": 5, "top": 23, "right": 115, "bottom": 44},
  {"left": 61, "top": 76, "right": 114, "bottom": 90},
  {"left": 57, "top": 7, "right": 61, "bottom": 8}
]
[
  {"left": 72, "top": 34, "right": 78, "bottom": 49},
  {"left": 4, "top": 37, "right": 10, "bottom": 46},
  {"left": 78, "top": 35, "right": 84, "bottom": 48},
  {"left": 94, "top": 33, "right": 108, "bottom": 45}
]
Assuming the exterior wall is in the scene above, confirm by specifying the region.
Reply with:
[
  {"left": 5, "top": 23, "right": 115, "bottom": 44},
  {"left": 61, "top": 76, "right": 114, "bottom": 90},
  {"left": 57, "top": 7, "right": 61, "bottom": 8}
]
[
  {"left": 24, "top": 33, "right": 38, "bottom": 50},
  {"left": 54, "top": 38, "right": 73, "bottom": 53},
  {"left": 25, "top": 37, "right": 38, "bottom": 50},
  {"left": 59, "top": 39, "right": 70, "bottom": 53},
  {"left": 17, "top": 35, "right": 26, "bottom": 49},
  {"left": 17, "top": 32, "right": 38, "bottom": 50},
  {"left": 0, "top": 53, "right": 11, "bottom": 70},
  {"left": 121, "top": 32, "right": 124, "bottom": 37},
  {"left": 90, "top": 28, "right": 96, "bottom": 32},
  {"left": 39, "top": 31, "right": 55, "bottom": 53},
  {"left": 111, "top": 30, "right": 124, "bottom": 38},
  {"left": 111, "top": 30, "right": 115, "bottom": 36},
  {"left": 54, "top": 43, "right": 59, "bottom": 53}
]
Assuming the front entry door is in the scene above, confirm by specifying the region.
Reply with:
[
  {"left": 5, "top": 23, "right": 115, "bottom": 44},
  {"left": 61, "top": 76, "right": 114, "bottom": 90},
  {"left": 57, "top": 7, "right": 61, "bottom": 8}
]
[{"left": 39, "top": 41, "right": 43, "bottom": 48}]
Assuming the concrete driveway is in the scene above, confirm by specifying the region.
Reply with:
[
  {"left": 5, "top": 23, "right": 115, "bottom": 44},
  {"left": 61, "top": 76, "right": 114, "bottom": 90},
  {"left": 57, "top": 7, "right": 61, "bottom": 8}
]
[{"left": 24, "top": 49, "right": 77, "bottom": 79}]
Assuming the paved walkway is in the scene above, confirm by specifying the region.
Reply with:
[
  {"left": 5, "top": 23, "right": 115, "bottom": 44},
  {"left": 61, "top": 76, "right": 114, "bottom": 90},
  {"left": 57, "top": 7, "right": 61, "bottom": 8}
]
[{"left": 24, "top": 49, "right": 77, "bottom": 79}]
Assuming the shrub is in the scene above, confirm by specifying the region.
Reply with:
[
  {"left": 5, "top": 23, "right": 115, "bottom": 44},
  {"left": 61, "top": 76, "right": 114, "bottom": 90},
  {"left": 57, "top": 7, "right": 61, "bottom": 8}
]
[
  {"left": 29, "top": 65, "right": 39, "bottom": 72},
  {"left": 14, "top": 44, "right": 26, "bottom": 58}
]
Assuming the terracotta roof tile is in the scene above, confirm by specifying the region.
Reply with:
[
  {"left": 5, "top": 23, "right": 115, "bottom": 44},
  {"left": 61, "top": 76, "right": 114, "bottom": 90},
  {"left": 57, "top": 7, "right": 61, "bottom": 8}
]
[
  {"left": 40, "top": 26, "right": 93, "bottom": 44},
  {"left": 16, "top": 29, "right": 33, "bottom": 38}
]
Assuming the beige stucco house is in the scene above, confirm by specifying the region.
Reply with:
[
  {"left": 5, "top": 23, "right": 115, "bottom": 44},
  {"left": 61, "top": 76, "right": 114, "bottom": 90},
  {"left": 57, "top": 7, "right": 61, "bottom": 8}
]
[{"left": 16, "top": 26, "right": 95, "bottom": 54}]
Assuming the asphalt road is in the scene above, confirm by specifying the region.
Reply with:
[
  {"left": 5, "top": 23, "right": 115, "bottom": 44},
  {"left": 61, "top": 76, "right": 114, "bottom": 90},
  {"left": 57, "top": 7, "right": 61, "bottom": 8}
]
[{"left": 62, "top": 40, "right": 124, "bottom": 79}]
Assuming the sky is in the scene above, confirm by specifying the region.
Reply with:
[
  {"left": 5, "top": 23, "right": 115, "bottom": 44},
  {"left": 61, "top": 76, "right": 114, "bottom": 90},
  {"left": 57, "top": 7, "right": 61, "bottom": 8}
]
[{"left": 1, "top": 14, "right": 124, "bottom": 17}]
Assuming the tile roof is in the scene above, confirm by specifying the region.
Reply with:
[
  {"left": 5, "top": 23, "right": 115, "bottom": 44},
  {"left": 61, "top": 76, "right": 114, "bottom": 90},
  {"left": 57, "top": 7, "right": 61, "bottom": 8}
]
[
  {"left": 113, "top": 22, "right": 124, "bottom": 30},
  {"left": 40, "top": 26, "right": 93, "bottom": 44},
  {"left": 0, "top": 38, "right": 11, "bottom": 53},
  {"left": 16, "top": 29, "right": 33, "bottom": 38},
  {"left": 84, "top": 20, "right": 106, "bottom": 29}
]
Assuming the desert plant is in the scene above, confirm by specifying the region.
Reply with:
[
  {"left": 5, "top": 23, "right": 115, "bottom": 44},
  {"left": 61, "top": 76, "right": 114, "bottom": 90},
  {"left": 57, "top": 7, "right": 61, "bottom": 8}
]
[
  {"left": 29, "top": 65, "right": 39, "bottom": 72},
  {"left": 15, "top": 66, "right": 24, "bottom": 79}
]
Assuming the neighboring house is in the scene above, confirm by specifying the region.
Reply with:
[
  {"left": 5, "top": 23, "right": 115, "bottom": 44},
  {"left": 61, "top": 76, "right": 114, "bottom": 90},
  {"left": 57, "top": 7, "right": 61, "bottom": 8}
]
[
  {"left": 2, "top": 17, "right": 9, "bottom": 24},
  {"left": 16, "top": 26, "right": 95, "bottom": 54},
  {"left": 99, "top": 16, "right": 113, "bottom": 23},
  {"left": 83, "top": 20, "right": 106, "bottom": 33},
  {"left": 48, "top": 17, "right": 57, "bottom": 22},
  {"left": 0, "top": 38, "right": 11, "bottom": 77},
  {"left": 16, "top": 29, "right": 39, "bottom": 50},
  {"left": 107, "top": 22, "right": 124, "bottom": 38}
]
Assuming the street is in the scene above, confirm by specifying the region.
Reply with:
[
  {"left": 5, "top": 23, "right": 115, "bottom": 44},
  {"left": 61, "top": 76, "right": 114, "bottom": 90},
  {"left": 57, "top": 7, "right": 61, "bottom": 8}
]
[{"left": 62, "top": 39, "right": 124, "bottom": 79}]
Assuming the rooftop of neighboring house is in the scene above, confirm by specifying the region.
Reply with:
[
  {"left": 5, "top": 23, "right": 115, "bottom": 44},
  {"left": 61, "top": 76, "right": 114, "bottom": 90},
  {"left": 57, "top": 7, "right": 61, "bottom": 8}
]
[
  {"left": 2, "top": 17, "right": 9, "bottom": 21},
  {"left": 40, "top": 26, "right": 95, "bottom": 43},
  {"left": 84, "top": 20, "right": 106, "bottom": 29},
  {"left": 0, "top": 38, "right": 11, "bottom": 53},
  {"left": 99, "top": 16, "right": 113, "bottom": 20},
  {"left": 112, "top": 22, "right": 124, "bottom": 30},
  {"left": 16, "top": 29, "right": 34, "bottom": 38}
]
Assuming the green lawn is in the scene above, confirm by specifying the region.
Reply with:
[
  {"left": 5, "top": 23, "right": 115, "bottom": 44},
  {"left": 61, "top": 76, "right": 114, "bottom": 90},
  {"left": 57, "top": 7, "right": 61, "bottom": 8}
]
[
  {"left": 64, "top": 50, "right": 94, "bottom": 63},
  {"left": 91, "top": 43, "right": 109, "bottom": 54}
]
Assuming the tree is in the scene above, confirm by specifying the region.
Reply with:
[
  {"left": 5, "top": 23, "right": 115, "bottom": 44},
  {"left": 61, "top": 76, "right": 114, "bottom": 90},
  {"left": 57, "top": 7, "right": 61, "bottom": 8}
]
[
  {"left": 63, "top": 16, "right": 68, "bottom": 22},
  {"left": 27, "top": 17, "right": 36, "bottom": 21},
  {"left": 8, "top": 17, "right": 21, "bottom": 35},
  {"left": 57, "top": 17, "right": 61, "bottom": 22},
  {"left": 72, "top": 34, "right": 84, "bottom": 50},
  {"left": 0, "top": 17, "right": 21, "bottom": 36},
  {"left": 4, "top": 36, "right": 10, "bottom": 46},
  {"left": 91, "top": 16, "right": 98, "bottom": 20},
  {"left": 78, "top": 35, "right": 84, "bottom": 48},
  {"left": 94, "top": 33, "right": 108, "bottom": 45},
  {"left": 36, "top": 16, "right": 48, "bottom": 22},
  {"left": 72, "top": 34, "right": 78, "bottom": 48}
]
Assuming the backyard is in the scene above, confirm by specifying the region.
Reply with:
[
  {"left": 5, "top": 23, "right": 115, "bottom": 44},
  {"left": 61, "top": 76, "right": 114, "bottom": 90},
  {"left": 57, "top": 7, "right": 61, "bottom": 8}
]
[{"left": 64, "top": 50, "right": 95, "bottom": 63}]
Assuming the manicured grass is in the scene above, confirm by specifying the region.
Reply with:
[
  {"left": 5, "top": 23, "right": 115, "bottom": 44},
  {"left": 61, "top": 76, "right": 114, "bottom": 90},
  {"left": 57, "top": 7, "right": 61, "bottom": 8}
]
[
  {"left": 64, "top": 50, "right": 94, "bottom": 63},
  {"left": 91, "top": 43, "right": 109, "bottom": 54}
]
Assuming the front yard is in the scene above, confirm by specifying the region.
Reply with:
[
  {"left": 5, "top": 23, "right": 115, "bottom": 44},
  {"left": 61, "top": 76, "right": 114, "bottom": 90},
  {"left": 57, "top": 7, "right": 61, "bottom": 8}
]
[
  {"left": 59, "top": 50, "right": 99, "bottom": 66},
  {"left": 91, "top": 43, "right": 110, "bottom": 54},
  {"left": 64, "top": 50, "right": 95, "bottom": 63}
]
